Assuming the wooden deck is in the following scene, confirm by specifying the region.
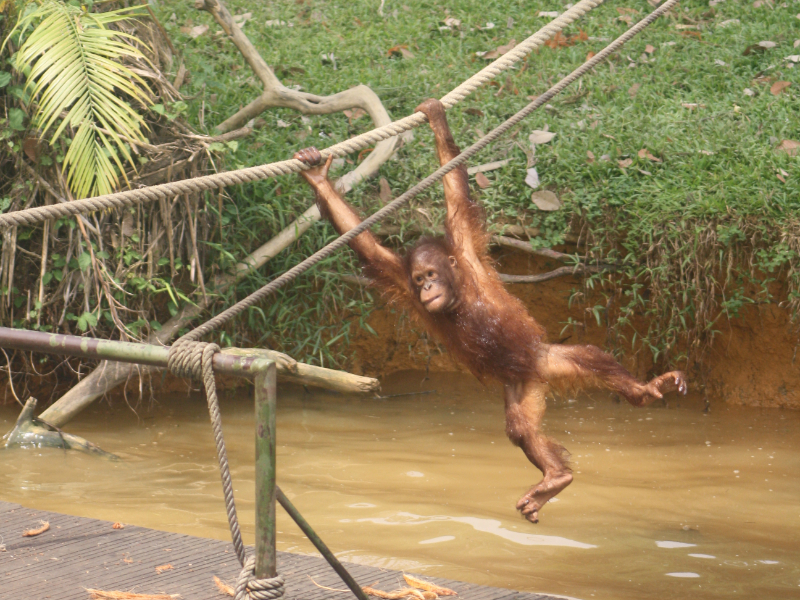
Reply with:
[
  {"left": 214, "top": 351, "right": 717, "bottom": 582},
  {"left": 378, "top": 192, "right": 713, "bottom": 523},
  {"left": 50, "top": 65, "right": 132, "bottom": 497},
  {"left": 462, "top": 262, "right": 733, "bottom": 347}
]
[{"left": 0, "top": 501, "right": 561, "bottom": 600}]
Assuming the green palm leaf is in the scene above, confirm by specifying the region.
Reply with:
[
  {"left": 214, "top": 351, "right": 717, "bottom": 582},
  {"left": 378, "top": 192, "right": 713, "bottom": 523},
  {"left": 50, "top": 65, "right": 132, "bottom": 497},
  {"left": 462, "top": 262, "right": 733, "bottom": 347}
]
[{"left": 14, "top": 1, "right": 152, "bottom": 198}]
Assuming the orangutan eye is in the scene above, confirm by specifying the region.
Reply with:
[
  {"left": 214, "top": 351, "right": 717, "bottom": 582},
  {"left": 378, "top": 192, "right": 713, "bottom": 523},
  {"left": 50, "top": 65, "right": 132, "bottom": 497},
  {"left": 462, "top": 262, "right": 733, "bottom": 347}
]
[{"left": 427, "top": 270, "right": 435, "bottom": 278}]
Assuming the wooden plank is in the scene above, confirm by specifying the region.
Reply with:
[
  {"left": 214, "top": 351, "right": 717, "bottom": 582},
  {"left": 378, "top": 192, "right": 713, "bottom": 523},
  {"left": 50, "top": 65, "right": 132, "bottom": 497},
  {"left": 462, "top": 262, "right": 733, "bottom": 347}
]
[{"left": 0, "top": 501, "right": 563, "bottom": 600}]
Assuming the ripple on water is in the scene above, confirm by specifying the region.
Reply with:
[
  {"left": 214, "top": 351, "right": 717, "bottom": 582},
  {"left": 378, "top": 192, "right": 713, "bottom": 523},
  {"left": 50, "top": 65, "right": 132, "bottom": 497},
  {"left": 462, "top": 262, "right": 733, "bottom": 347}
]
[
  {"left": 688, "top": 554, "right": 716, "bottom": 559},
  {"left": 656, "top": 541, "right": 697, "bottom": 549},
  {"left": 406, "top": 471, "right": 424, "bottom": 477},
  {"left": 666, "top": 572, "right": 701, "bottom": 578}
]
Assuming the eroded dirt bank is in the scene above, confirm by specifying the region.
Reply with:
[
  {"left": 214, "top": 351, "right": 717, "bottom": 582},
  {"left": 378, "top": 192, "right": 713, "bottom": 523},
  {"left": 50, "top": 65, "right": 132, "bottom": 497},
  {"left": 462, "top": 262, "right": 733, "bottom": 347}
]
[{"left": 346, "top": 249, "right": 800, "bottom": 409}]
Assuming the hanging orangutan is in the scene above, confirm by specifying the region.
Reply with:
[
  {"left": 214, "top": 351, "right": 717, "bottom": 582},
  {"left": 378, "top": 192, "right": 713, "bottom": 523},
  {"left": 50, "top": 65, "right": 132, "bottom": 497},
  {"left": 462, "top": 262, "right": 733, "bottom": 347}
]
[{"left": 294, "top": 98, "right": 687, "bottom": 523}]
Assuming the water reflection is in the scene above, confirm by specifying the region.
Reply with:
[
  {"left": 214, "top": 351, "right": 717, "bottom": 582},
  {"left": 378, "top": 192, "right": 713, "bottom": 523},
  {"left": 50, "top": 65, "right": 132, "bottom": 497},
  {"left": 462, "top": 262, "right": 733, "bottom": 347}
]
[{"left": 1, "top": 371, "right": 799, "bottom": 600}]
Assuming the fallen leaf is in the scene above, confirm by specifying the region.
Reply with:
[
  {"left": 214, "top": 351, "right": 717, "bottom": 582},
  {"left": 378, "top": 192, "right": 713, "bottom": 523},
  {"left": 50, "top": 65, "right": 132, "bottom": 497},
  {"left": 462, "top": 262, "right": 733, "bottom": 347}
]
[
  {"left": 680, "top": 31, "right": 702, "bottom": 39},
  {"left": 112, "top": 522, "right": 124, "bottom": 530},
  {"left": 538, "top": 11, "right": 560, "bottom": 18},
  {"left": 743, "top": 44, "right": 766, "bottom": 56},
  {"left": 590, "top": 120, "right": 599, "bottom": 129},
  {"left": 600, "top": 154, "right": 611, "bottom": 161},
  {"left": 474, "top": 172, "right": 491, "bottom": 188},
  {"left": 743, "top": 88, "right": 756, "bottom": 96},
  {"left": 770, "top": 81, "right": 791, "bottom": 95},
  {"left": 22, "top": 521, "right": 50, "bottom": 537},
  {"left": 699, "top": 150, "right": 714, "bottom": 155},
  {"left": 681, "top": 102, "right": 705, "bottom": 109},
  {"left": 189, "top": 24, "right": 208, "bottom": 38},
  {"left": 586, "top": 150, "right": 595, "bottom": 164},
  {"left": 618, "top": 15, "right": 633, "bottom": 25},
  {"left": 23, "top": 137, "right": 38, "bottom": 162},
  {"left": 638, "top": 148, "right": 662, "bottom": 162},
  {"left": 618, "top": 158, "right": 633, "bottom": 169},
  {"left": 586, "top": 50, "right": 596, "bottom": 61},
  {"left": 386, "top": 44, "right": 414, "bottom": 58},
  {"left": 343, "top": 108, "right": 366, "bottom": 123},
  {"left": 628, "top": 83, "right": 641, "bottom": 97},
  {"left": 674, "top": 24, "right": 696, "bottom": 30},
  {"left": 795, "top": 40, "right": 800, "bottom": 48},
  {"left": 645, "top": 44, "right": 655, "bottom": 54},
  {"left": 483, "top": 39, "right": 517, "bottom": 59},
  {"left": 786, "top": 55, "right": 800, "bottom": 63},
  {"left": 403, "top": 574, "right": 457, "bottom": 596},
  {"left": 529, "top": 130, "right": 556, "bottom": 144},
  {"left": 214, "top": 575, "right": 235, "bottom": 597},
  {"left": 777, "top": 172, "right": 786, "bottom": 183},
  {"left": 531, "top": 190, "right": 561, "bottom": 211},
  {"left": 277, "top": 119, "right": 290, "bottom": 128},
  {"left": 525, "top": 168, "right": 540, "bottom": 189},
  {"left": 758, "top": 41, "right": 777, "bottom": 49},
  {"left": 545, "top": 31, "right": 570, "bottom": 49},
  {"left": 155, "top": 564, "right": 173, "bottom": 574},
  {"left": 265, "top": 19, "right": 293, "bottom": 27},
  {"left": 617, "top": 7, "right": 640, "bottom": 14},
  {"left": 715, "top": 59, "right": 727, "bottom": 66},
  {"left": 776, "top": 139, "right": 800, "bottom": 156},
  {"left": 379, "top": 178, "right": 392, "bottom": 203},
  {"left": 363, "top": 586, "right": 434, "bottom": 600},
  {"left": 602, "top": 133, "right": 617, "bottom": 141},
  {"left": 464, "top": 108, "right": 484, "bottom": 117},
  {"left": 718, "top": 18, "right": 740, "bottom": 27},
  {"left": 638, "top": 169, "right": 652, "bottom": 176},
  {"left": 443, "top": 16, "right": 461, "bottom": 28}
]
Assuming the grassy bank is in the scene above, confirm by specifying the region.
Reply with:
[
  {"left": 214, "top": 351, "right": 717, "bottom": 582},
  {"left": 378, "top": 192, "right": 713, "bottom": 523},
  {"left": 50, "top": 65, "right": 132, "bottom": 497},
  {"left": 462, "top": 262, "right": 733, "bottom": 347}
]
[{"left": 153, "top": 0, "right": 798, "bottom": 370}]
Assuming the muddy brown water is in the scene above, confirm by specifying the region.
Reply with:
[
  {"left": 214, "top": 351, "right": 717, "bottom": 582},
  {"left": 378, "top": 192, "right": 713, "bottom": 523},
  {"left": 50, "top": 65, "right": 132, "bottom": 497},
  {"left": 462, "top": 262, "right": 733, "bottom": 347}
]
[{"left": 1, "top": 371, "right": 798, "bottom": 599}]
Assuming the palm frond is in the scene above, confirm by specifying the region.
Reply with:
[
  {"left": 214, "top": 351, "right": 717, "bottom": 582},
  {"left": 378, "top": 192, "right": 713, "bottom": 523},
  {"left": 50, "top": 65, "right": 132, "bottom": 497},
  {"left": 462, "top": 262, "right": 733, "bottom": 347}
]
[{"left": 15, "top": 1, "right": 152, "bottom": 198}]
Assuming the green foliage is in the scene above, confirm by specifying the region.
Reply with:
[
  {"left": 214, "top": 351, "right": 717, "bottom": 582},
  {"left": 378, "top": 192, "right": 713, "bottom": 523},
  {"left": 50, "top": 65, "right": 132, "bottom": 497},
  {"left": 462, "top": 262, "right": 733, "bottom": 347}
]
[{"left": 10, "top": 0, "right": 152, "bottom": 198}]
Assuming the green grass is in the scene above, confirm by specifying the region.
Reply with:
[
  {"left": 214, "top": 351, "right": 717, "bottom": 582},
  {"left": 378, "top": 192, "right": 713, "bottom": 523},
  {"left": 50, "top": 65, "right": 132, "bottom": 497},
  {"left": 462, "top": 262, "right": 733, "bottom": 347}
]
[{"left": 78, "top": 0, "right": 800, "bottom": 367}]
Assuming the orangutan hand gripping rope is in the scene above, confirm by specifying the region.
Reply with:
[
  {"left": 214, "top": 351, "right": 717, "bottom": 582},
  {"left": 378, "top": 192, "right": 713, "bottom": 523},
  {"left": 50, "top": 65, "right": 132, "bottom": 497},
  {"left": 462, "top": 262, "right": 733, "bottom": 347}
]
[{"left": 295, "top": 98, "right": 687, "bottom": 523}]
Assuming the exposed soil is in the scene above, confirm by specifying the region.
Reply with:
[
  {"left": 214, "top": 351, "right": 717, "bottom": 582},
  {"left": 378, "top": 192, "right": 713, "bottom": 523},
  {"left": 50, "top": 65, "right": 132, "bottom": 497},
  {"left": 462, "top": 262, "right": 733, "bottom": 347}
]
[{"left": 346, "top": 248, "right": 800, "bottom": 409}]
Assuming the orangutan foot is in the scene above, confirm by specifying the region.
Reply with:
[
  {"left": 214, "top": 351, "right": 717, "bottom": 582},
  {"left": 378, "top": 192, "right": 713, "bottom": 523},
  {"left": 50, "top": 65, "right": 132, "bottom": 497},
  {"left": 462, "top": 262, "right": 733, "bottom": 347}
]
[{"left": 516, "top": 471, "right": 573, "bottom": 523}]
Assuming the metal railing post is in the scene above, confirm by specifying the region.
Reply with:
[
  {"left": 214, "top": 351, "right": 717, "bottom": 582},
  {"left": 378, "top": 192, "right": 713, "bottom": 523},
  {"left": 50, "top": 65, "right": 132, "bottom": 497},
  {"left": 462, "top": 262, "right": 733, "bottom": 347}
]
[{"left": 254, "top": 361, "right": 278, "bottom": 578}]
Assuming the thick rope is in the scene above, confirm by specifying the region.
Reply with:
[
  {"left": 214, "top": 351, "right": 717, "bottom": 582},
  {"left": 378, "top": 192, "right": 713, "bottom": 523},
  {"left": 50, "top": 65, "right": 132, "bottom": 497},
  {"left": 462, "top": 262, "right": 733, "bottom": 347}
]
[
  {"left": 167, "top": 339, "right": 247, "bottom": 566},
  {"left": 181, "top": 0, "right": 679, "bottom": 342},
  {"left": 235, "top": 555, "right": 286, "bottom": 600},
  {"left": 0, "top": 0, "right": 603, "bottom": 231}
]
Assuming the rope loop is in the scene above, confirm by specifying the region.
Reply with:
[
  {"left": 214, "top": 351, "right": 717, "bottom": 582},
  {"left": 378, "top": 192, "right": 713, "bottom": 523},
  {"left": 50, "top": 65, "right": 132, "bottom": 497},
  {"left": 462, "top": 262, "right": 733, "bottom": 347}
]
[
  {"left": 234, "top": 555, "right": 286, "bottom": 600},
  {"left": 167, "top": 339, "right": 220, "bottom": 380}
]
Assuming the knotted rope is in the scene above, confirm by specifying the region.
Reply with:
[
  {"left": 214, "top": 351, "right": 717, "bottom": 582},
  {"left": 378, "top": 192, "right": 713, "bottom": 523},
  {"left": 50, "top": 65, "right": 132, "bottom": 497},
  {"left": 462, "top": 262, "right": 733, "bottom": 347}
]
[
  {"left": 0, "top": 0, "right": 603, "bottom": 231},
  {"left": 179, "top": 0, "right": 680, "bottom": 343},
  {"left": 235, "top": 555, "right": 286, "bottom": 600},
  {"left": 168, "top": 339, "right": 283, "bottom": 599}
]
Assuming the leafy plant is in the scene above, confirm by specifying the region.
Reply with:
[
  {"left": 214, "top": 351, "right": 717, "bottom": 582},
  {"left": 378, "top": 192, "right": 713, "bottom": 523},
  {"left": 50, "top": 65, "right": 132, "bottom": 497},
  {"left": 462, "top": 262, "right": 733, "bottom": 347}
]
[{"left": 10, "top": 0, "right": 152, "bottom": 198}]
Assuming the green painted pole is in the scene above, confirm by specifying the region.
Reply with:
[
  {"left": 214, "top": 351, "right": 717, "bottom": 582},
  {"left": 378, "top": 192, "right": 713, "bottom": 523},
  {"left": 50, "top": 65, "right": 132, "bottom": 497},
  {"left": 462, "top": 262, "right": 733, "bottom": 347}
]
[
  {"left": 254, "top": 361, "right": 278, "bottom": 579},
  {"left": 276, "top": 487, "right": 370, "bottom": 600}
]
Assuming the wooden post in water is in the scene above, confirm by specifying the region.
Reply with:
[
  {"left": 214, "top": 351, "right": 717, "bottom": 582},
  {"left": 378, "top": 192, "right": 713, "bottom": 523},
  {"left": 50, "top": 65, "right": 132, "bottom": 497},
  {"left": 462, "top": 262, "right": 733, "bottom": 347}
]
[{"left": 254, "top": 361, "right": 278, "bottom": 579}]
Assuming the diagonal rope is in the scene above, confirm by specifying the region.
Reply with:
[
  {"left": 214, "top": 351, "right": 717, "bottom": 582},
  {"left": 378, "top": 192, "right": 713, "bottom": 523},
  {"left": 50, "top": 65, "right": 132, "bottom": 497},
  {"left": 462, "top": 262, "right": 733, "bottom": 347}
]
[
  {"left": 0, "top": 0, "right": 603, "bottom": 231},
  {"left": 180, "top": 0, "right": 680, "bottom": 343}
]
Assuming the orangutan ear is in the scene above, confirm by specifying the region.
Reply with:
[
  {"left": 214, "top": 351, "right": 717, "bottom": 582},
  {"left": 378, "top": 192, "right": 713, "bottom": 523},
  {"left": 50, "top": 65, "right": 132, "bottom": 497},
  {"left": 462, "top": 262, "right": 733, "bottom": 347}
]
[{"left": 449, "top": 256, "right": 457, "bottom": 268}]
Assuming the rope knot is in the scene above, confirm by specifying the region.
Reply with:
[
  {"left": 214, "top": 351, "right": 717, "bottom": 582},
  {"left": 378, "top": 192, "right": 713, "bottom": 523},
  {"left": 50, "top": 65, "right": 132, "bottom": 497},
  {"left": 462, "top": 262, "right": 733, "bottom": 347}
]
[
  {"left": 235, "top": 555, "right": 285, "bottom": 600},
  {"left": 167, "top": 339, "right": 220, "bottom": 380}
]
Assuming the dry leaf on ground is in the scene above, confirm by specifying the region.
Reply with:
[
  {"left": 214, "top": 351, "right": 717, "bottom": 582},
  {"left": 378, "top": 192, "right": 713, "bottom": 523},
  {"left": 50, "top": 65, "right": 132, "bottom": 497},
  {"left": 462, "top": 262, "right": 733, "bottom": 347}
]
[
  {"left": 86, "top": 591, "right": 179, "bottom": 600},
  {"left": 213, "top": 576, "right": 235, "bottom": 596},
  {"left": 531, "top": 190, "right": 561, "bottom": 211},
  {"left": 529, "top": 130, "right": 556, "bottom": 144},
  {"left": 379, "top": 178, "right": 393, "bottom": 203},
  {"left": 22, "top": 521, "right": 49, "bottom": 537},
  {"left": 638, "top": 148, "right": 662, "bottom": 162},
  {"left": 474, "top": 172, "right": 491, "bottom": 188},
  {"left": 189, "top": 24, "right": 208, "bottom": 38},
  {"left": 343, "top": 108, "right": 366, "bottom": 123},
  {"left": 586, "top": 150, "right": 595, "bottom": 164},
  {"left": 645, "top": 44, "right": 655, "bottom": 54},
  {"left": 483, "top": 40, "right": 517, "bottom": 59},
  {"left": 386, "top": 44, "right": 414, "bottom": 58},
  {"left": 524, "top": 168, "right": 540, "bottom": 189},
  {"left": 363, "top": 586, "right": 435, "bottom": 600},
  {"left": 776, "top": 139, "right": 800, "bottom": 156},
  {"left": 155, "top": 564, "right": 173, "bottom": 574},
  {"left": 403, "top": 574, "right": 457, "bottom": 596},
  {"left": 628, "top": 83, "right": 641, "bottom": 97},
  {"left": 770, "top": 81, "right": 791, "bottom": 95},
  {"left": 112, "top": 522, "right": 124, "bottom": 529},
  {"left": 618, "top": 158, "right": 633, "bottom": 169}
]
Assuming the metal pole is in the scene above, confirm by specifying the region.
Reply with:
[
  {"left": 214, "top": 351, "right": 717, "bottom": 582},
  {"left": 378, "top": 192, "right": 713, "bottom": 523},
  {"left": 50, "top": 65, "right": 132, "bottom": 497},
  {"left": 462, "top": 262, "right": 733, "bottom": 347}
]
[
  {"left": 276, "top": 487, "right": 370, "bottom": 600},
  {"left": 254, "top": 362, "right": 278, "bottom": 579},
  {"left": 0, "top": 326, "right": 270, "bottom": 378}
]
